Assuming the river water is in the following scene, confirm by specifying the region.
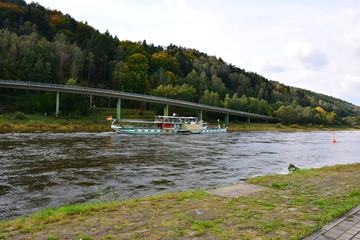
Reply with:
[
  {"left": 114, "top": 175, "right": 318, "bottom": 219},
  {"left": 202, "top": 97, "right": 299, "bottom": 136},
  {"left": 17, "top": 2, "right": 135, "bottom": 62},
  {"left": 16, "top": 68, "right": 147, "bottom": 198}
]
[{"left": 0, "top": 130, "right": 359, "bottom": 220}]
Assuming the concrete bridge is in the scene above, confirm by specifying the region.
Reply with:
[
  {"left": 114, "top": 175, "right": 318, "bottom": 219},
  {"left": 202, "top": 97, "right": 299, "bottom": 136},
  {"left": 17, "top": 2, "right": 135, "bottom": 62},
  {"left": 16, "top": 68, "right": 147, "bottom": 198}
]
[{"left": 0, "top": 80, "right": 279, "bottom": 123}]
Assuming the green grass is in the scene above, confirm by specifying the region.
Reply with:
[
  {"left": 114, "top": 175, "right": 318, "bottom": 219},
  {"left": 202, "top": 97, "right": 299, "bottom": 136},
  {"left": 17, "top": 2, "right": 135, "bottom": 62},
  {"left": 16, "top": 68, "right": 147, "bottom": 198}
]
[
  {"left": 78, "top": 235, "right": 91, "bottom": 240},
  {"left": 46, "top": 235, "right": 59, "bottom": 240},
  {"left": 271, "top": 181, "right": 291, "bottom": 189},
  {"left": 0, "top": 108, "right": 156, "bottom": 131}
]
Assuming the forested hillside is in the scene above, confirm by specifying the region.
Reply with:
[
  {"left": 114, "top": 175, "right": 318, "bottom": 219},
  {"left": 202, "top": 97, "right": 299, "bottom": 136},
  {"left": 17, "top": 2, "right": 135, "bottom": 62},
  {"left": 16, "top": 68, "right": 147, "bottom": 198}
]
[{"left": 0, "top": 0, "right": 359, "bottom": 125}]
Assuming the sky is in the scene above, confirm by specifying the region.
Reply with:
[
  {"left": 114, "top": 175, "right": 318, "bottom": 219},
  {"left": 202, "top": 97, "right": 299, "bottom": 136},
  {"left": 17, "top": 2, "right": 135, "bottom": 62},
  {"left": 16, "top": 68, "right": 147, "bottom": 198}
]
[{"left": 27, "top": 0, "right": 360, "bottom": 106}]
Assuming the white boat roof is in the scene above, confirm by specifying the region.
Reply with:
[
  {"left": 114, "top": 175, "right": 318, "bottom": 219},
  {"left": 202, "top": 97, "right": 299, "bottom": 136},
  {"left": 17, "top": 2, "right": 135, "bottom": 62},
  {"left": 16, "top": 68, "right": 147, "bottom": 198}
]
[
  {"left": 118, "top": 119, "right": 155, "bottom": 123},
  {"left": 116, "top": 116, "right": 208, "bottom": 124},
  {"left": 156, "top": 115, "right": 197, "bottom": 119}
]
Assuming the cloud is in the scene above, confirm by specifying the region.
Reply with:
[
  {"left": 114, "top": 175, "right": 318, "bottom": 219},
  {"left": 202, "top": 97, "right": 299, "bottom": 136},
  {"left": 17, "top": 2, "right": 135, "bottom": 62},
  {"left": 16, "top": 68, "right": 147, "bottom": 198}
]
[
  {"left": 341, "top": 75, "right": 360, "bottom": 93},
  {"left": 285, "top": 42, "right": 329, "bottom": 70},
  {"left": 261, "top": 64, "right": 286, "bottom": 73},
  {"left": 162, "top": 0, "right": 187, "bottom": 9},
  {"left": 301, "top": 49, "right": 329, "bottom": 70}
]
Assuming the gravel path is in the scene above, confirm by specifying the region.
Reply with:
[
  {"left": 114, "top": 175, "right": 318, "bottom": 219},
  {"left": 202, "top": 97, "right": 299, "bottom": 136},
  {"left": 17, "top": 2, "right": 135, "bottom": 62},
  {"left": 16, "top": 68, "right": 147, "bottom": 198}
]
[{"left": 205, "top": 182, "right": 269, "bottom": 197}]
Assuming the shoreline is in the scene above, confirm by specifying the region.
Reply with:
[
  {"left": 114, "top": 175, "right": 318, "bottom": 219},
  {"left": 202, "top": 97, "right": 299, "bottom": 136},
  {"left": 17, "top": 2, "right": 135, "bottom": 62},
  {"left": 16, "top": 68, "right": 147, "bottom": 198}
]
[
  {"left": 1, "top": 122, "right": 359, "bottom": 132},
  {"left": 1, "top": 163, "right": 359, "bottom": 239},
  {"left": 1, "top": 111, "right": 359, "bottom": 132}
]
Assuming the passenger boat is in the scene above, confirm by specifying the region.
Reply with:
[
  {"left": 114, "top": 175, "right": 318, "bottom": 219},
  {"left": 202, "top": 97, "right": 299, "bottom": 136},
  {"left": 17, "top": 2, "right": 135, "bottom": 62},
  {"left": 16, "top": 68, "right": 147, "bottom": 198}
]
[{"left": 111, "top": 115, "right": 227, "bottom": 134}]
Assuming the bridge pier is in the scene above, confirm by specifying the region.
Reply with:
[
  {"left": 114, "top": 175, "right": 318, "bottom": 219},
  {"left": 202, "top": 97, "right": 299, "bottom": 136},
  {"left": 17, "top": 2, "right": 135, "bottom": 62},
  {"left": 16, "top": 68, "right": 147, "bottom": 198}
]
[
  {"left": 164, "top": 104, "right": 169, "bottom": 116},
  {"left": 247, "top": 117, "right": 251, "bottom": 123},
  {"left": 198, "top": 109, "right": 203, "bottom": 121},
  {"left": 117, "top": 98, "right": 121, "bottom": 120},
  {"left": 56, "top": 92, "right": 60, "bottom": 117},
  {"left": 225, "top": 114, "right": 229, "bottom": 124}
]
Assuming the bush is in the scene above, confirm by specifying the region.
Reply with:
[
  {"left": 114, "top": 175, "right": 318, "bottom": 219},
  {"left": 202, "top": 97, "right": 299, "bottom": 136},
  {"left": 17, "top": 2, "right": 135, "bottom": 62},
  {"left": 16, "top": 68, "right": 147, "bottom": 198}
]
[{"left": 14, "top": 111, "right": 26, "bottom": 120}]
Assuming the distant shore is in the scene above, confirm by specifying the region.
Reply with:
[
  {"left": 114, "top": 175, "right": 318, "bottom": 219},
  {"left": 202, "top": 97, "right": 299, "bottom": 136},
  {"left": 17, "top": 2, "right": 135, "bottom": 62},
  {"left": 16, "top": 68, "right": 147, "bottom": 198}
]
[
  {"left": 1, "top": 112, "right": 359, "bottom": 132},
  {"left": 0, "top": 121, "right": 358, "bottom": 132}
]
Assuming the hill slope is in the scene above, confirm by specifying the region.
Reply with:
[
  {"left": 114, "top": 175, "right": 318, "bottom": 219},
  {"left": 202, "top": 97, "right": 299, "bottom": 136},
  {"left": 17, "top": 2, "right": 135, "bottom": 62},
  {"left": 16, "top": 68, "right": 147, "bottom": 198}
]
[{"left": 0, "top": 0, "right": 359, "bottom": 125}]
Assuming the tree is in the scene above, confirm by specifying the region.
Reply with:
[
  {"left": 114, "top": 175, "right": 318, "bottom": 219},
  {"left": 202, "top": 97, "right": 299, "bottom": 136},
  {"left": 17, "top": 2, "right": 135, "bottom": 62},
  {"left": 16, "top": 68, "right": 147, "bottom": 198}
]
[
  {"left": 274, "top": 105, "right": 299, "bottom": 124},
  {"left": 53, "top": 33, "right": 84, "bottom": 82},
  {"left": 149, "top": 67, "right": 176, "bottom": 88},
  {"left": 183, "top": 69, "right": 199, "bottom": 87},
  {"left": 175, "top": 49, "right": 193, "bottom": 77},
  {"left": 342, "top": 116, "right": 360, "bottom": 126},
  {"left": 150, "top": 52, "right": 178, "bottom": 74},
  {"left": 325, "top": 111, "right": 338, "bottom": 125},
  {"left": 210, "top": 74, "right": 226, "bottom": 96},
  {"left": 259, "top": 99, "right": 273, "bottom": 116},
  {"left": 151, "top": 84, "right": 196, "bottom": 102},
  {"left": 237, "top": 73, "right": 251, "bottom": 96},
  {"left": 126, "top": 53, "right": 150, "bottom": 93},
  {"left": 119, "top": 40, "right": 147, "bottom": 58},
  {"left": 200, "top": 90, "right": 220, "bottom": 107}
]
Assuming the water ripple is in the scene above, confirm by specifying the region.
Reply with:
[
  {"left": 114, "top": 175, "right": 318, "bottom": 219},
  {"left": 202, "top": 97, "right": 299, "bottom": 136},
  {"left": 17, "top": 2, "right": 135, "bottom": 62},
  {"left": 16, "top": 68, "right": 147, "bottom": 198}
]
[{"left": 0, "top": 130, "right": 359, "bottom": 220}]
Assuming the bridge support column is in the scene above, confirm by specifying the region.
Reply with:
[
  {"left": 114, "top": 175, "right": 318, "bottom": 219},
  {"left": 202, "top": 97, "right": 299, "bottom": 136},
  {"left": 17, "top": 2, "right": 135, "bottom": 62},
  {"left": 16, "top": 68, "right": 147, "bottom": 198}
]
[
  {"left": 198, "top": 110, "right": 203, "bottom": 121},
  {"left": 225, "top": 114, "right": 229, "bottom": 124},
  {"left": 90, "top": 95, "right": 92, "bottom": 107},
  {"left": 56, "top": 92, "right": 60, "bottom": 117},
  {"left": 116, "top": 98, "right": 121, "bottom": 120},
  {"left": 247, "top": 117, "right": 251, "bottom": 123},
  {"left": 164, "top": 104, "right": 169, "bottom": 116}
]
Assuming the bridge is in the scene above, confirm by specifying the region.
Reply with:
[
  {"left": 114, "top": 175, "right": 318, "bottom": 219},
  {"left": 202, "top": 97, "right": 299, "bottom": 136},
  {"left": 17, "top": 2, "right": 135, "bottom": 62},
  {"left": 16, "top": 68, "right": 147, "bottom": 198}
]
[{"left": 0, "top": 80, "right": 279, "bottom": 123}]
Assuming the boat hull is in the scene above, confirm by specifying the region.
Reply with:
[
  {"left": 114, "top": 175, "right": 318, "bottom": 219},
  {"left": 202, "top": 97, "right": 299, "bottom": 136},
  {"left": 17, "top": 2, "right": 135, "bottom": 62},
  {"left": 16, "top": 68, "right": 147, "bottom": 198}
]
[{"left": 111, "top": 126, "right": 227, "bottom": 134}]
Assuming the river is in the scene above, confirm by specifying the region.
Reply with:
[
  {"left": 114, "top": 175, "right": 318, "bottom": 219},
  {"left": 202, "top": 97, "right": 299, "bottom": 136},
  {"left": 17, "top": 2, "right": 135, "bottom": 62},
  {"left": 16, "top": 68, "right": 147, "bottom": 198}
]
[{"left": 0, "top": 130, "right": 359, "bottom": 220}]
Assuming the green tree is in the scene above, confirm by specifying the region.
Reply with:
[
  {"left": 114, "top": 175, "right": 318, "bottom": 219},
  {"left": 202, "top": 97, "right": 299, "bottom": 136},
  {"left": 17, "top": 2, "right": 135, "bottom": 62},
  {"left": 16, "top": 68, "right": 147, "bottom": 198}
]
[
  {"left": 342, "top": 116, "right": 360, "bottom": 126},
  {"left": 183, "top": 69, "right": 199, "bottom": 88},
  {"left": 119, "top": 40, "right": 147, "bottom": 58},
  {"left": 274, "top": 105, "right": 299, "bottom": 124},
  {"left": 150, "top": 67, "right": 171, "bottom": 88},
  {"left": 151, "top": 84, "right": 196, "bottom": 102},
  {"left": 150, "top": 52, "right": 178, "bottom": 74},
  {"left": 126, "top": 53, "right": 150, "bottom": 93},
  {"left": 200, "top": 90, "right": 220, "bottom": 107},
  {"left": 111, "top": 61, "right": 130, "bottom": 91},
  {"left": 210, "top": 74, "right": 226, "bottom": 96},
  {"left": 259, "top": 99, "right": 273, "bottom": 116}
]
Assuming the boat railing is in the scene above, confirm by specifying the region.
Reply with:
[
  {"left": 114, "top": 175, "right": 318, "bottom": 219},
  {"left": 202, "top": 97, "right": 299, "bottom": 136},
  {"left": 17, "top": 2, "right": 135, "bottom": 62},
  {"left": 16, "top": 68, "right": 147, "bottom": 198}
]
[
  {"left": 121, "top": 124, "right": 163, "bottom": 129},
  {"left": 206, "top": 125, "right": 222, "bottom": 129}
]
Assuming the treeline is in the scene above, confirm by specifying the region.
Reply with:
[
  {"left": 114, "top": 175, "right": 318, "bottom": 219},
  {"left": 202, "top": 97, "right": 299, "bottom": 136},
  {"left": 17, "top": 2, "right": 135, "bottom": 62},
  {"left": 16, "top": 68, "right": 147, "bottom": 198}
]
[{"left": 0, "top": 0, "right": 359, "bottom": 125}]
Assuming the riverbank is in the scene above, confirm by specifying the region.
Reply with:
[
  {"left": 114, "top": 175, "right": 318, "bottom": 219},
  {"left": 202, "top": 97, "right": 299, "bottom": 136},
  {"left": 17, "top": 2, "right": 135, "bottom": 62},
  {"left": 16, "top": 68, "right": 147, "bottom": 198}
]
[
  {"left": 0, "top": 112, "right": 359, "bottom": 132},
  {"left": 227, "top": 122, "right": 360, "bottom": 131},
  {"left": 1, "top": 163, "right": 359, "bottom": 239},
  {"left": 1, "top": 122, "right": 358, "bottom": 132}
]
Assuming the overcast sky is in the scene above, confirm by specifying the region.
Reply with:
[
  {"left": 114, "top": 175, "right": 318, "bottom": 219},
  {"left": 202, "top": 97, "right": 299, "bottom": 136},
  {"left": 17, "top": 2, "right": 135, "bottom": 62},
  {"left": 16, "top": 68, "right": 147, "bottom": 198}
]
[{"left": 27, "top": 0, "right": 360, "bottom": 106}]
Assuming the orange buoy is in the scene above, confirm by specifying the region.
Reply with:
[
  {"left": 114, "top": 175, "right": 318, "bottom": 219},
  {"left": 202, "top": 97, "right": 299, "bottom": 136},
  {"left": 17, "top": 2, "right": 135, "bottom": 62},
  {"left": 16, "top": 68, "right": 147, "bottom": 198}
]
[{"left": 332, "top": 133, "right": 337, "bottom": 143}]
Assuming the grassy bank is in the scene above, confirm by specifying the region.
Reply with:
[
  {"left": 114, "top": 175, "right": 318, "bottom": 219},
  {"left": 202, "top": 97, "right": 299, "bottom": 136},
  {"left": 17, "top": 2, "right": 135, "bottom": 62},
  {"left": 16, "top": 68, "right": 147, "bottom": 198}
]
[
  {"left": 0, "top": 109, "right": 155, "bottom": 131},
  {"left": 0, "top": 110, "right": 359, "bottom": 132},
  {"left": 227, "top": 122, "right": 360, "bottom": 131},
  {"left": 1, "top": 163, "right": 359, "bottom": 239}
]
